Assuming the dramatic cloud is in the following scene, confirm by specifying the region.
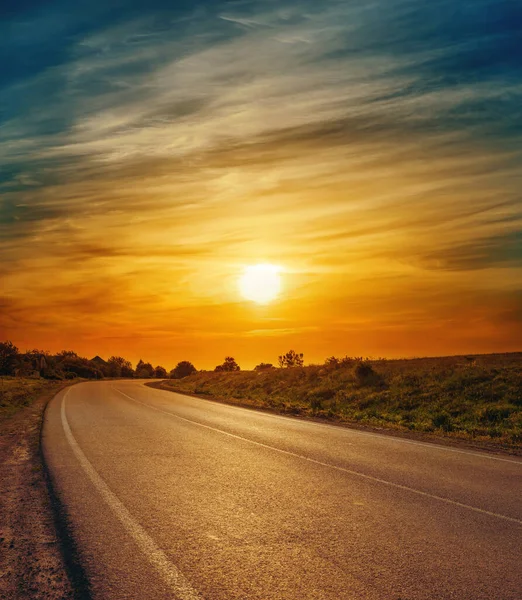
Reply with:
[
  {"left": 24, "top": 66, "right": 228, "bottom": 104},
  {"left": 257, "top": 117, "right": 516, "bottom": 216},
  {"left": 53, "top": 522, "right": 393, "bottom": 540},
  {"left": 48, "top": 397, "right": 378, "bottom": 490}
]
[{"left": 1, "top": 0, "right": 521, "bottom": 366}]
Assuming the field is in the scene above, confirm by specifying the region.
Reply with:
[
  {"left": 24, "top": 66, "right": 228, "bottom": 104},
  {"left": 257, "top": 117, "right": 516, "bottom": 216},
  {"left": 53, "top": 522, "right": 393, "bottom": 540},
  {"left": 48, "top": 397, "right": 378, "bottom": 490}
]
[
  {"left": 156, "top": 353, "right": 522, "bottom": 449},
  {"left": 0, "top": 377, "right": 63, "bottom": 420}
]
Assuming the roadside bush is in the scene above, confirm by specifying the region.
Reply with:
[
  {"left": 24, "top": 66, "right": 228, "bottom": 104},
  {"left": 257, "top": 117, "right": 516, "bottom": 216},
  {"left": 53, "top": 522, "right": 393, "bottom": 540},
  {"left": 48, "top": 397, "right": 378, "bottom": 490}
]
[
  {"left": 354, "top": 362, "right": 381, "bottom": 386},
  {"left": 171, "top": 361, "right": 197, "bottom": 379},
  {"left": 41, "top": 368, "right": 64, "bottom": 380},
  {"left": 480, "top": 405, "right": 512, "bottom": 424},
  {"left": 510, "top": 430, "right": 522, "bottom": 444},
  {"left": 432, "top": 412, "right": 453, "bottom": 432},
  {"left": 309, "top": 395, "right": 323, "bottom": 413}
]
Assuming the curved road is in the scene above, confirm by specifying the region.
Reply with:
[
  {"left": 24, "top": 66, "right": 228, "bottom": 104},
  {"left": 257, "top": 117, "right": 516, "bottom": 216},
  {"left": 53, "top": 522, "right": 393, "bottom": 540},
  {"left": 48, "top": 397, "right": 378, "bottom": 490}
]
[{"left": 43, "top": 381, "right": 522, "bottom": 599}]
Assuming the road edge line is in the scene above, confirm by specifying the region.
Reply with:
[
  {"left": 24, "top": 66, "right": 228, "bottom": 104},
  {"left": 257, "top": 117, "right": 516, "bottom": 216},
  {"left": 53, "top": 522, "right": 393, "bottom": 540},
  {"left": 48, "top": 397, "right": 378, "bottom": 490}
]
[
  {"left": 60, "top": 388, "right": 202, "bottom": 600},
  {"left": 40, "top": 383, "right": 92, "bottom": 599}
]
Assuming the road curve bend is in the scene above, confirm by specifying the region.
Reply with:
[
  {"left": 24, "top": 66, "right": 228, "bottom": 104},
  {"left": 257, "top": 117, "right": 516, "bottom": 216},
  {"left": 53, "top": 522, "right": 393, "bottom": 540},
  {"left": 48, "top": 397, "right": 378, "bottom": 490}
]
[{"left": 42, "top": 380, "right": 522, "bottom": 599}]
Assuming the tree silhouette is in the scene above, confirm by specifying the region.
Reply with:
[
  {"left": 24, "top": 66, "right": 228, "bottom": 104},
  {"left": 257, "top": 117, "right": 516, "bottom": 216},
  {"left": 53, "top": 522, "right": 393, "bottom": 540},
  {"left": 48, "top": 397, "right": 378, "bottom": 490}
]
[
  {"left": 154, "top": 365, "right": 167, "bottom": 378},
  {"left": 214, "top": 356, "right": 240, "bottom": 372},
  {"left": 278, "top": 350, "right": 304, "bottom": 368},
  {"left": 107, "top": 356, "right": 134, "bottom": 377},
  {"left": 170, "top": 361, "right": 197, "bottom": 379},
  {"left": 58, "top": 355, "right": 103, "bottom": 379},
  {"left": 136, "top": 360, "right": 154, "bottom": 378},
  {"left": 0, "top": 341, "right": 19, "bottom": 375}
]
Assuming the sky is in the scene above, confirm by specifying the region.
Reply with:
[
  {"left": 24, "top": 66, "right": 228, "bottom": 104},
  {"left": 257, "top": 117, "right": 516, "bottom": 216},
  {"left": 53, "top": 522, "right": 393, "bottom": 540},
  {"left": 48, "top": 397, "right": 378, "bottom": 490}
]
[{"left": 1, "top": 0, "right": 521, "bottom": 370}]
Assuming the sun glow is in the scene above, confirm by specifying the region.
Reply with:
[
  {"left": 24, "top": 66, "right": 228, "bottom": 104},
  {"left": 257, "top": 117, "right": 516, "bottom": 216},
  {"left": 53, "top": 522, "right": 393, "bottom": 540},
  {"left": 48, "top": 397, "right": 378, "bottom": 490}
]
[{"left": 239, "top": 264, "right": 282, "bottom": 304}]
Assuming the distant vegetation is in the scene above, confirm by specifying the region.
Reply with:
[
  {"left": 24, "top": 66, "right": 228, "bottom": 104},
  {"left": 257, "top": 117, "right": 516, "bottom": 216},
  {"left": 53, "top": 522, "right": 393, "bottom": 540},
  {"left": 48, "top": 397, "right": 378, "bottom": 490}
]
[
  {"left": 278, "top": 350, "right": 304, "bottom": 368},
  {"left": 214, "top": 356, "right": 241, "bottom": 372},
  {"left": 157, "top": 352, "right": 522, "bottom": 449},
  {"left": 170, "top": 361, "right": 197, "bottom": 379},
  {"left": 0, "top": 341, "right": 172, "bottom": 381},
  {"left": 254, "top": 363, "right": 275, "bottom": 371},
  {"left": 135, "top": 360, "right": 154, "bottom": 378}
]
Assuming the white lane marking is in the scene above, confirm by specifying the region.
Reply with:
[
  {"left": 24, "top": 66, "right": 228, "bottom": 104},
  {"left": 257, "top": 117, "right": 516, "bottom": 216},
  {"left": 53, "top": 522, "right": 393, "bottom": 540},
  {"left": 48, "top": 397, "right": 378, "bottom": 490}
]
[
  {"left": 61, "top": 389, "right": 202, "bottom": 600},
  {"left": 114, "top": 386, "right": 522, "bottom": 527},
  {"left": 142, "top": 384, "right": 522, "bottom": 466}
]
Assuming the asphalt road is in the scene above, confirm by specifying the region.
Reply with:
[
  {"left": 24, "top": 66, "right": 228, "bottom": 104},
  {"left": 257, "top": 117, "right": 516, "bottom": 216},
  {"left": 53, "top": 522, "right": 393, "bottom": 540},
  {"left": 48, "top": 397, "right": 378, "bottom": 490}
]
[{"left": 42, "top": 380, "right": 522, "bottom": 600}]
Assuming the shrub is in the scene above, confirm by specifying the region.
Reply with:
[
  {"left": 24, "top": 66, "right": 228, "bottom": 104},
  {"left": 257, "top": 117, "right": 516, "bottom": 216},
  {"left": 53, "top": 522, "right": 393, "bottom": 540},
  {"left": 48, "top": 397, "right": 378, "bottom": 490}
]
[
  {"left": 432, "top": 412, "right": 453, "bottom": 432},
  {"left": 510, "top": 430, "right": 522, "bottom": 444},
  {"left": 254, "top": 363, "right": 275, "bottom": 371},
  {"left": 171, "top": 361, "right": 197, "bottom": 379},
  {"left": 354, "top": 362, "right": 379, "bottom": 386},
  {"left": 324, "top": 356, "right": 357, "bottom": 370},
  {"left": 324, "top": 356, "right": 341, "bottom": 369},
  {"left": 41, "top": 368, "right": 64, "bottom": 380},
  {"left": 480, "top": 405, "right": 512, "bottom": 424},
  {"left": 214, "top": 357, "right": 240, "bottom": 372},
  {"left": 309, "top": 395, "right": 323, "bottom": 412}
]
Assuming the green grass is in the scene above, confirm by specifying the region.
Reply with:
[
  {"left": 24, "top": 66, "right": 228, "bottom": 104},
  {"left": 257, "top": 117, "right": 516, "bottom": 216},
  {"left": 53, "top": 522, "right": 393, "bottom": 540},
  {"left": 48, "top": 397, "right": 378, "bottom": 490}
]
[
  {"left": 157, "top": 353, "right": 522, "bottom": 448},
  {"left": 0, "top": 377, "right": 63, "bottom": 420}
]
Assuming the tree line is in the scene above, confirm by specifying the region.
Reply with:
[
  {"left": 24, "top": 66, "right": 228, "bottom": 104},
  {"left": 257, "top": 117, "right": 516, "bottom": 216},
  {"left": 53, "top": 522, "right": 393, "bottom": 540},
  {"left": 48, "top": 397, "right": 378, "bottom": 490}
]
[
  {"left": 0, "top": 340, "right": 311, "bottom": 381},
  {"left": 0, "top": 341, "right": 193, "bottom": 381}
]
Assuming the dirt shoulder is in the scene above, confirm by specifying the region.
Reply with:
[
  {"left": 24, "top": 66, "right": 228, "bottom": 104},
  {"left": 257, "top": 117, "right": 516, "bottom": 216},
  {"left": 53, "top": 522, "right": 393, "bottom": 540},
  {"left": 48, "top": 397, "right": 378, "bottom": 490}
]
[
  {"left": 0, "top": 380, "right": 75, "bottom": 600},
  {"left": 147, "top": 380, "right": 522, "bottom": 458}
]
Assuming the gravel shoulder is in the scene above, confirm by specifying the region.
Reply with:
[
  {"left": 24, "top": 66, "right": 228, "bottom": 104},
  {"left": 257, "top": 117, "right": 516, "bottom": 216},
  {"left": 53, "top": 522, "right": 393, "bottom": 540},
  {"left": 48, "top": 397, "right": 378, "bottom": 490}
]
[{"left": 0, "top": 381, "right": 75, "bottom": 600}]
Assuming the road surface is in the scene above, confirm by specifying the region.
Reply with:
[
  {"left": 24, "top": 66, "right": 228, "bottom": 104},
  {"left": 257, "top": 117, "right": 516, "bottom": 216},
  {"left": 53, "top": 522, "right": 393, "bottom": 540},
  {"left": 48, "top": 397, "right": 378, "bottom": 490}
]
[{"left": 42, "top": 380, "right": 522, "bottom": 599}]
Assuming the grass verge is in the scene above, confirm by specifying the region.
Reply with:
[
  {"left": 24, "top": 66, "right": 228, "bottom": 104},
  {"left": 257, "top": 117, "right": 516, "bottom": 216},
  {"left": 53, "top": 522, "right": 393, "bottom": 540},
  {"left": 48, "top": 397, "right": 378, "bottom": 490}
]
[
  {"left": 0, "top": 377, "right": 63, "bottom": 421},
  {"left": 151, "top": 353, "right": 522, "bottom": 454}
]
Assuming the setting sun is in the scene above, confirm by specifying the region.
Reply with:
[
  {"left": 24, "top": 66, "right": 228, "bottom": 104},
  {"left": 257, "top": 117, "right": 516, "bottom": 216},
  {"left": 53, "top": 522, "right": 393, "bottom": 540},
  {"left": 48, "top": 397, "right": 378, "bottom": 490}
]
[{"left": 239, "top": 264, "right": 282, "bottom": 304}]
